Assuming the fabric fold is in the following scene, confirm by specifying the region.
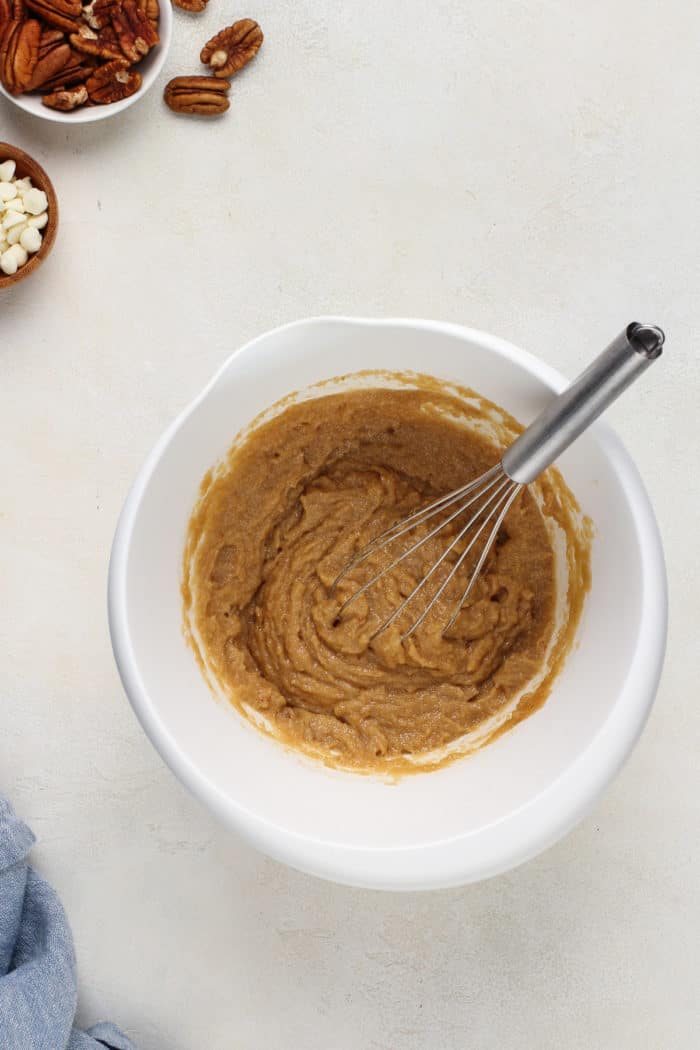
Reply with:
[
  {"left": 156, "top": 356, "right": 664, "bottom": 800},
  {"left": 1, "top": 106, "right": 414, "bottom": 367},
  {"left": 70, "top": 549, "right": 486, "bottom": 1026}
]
[{"left": 0, "top": 794, "right": 138, "bottom": 1050}]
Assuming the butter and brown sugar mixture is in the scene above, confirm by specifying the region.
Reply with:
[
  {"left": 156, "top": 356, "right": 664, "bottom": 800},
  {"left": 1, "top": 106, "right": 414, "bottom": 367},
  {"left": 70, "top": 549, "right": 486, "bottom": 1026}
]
[{"left": 183, "top": 381, "right": 590, "bottom": 774}]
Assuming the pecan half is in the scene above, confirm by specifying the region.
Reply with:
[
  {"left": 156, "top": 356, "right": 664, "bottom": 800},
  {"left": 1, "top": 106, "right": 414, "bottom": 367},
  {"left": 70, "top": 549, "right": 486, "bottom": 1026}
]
[
  {"left": 27, "top": 26, "right": 71, "bottom": 88},
  {"left": 200, "top": 18, "right": 262, "bottom": 78},
  {"left": 173, "top": 0, "right": 207, "bottom": 11},
  {"left": 24, "top": 0, "right": 81, "bottom": 33},
  {"left": 81, "top": 0, "right": 118, "bottom": 29},
  {"left": 37, "top": 25, "right": 65, "bottom": 49},
  {"left": 0, "top": 18, "right": 40, "bottom": 93},
  {"left": 111, "top": 0, "right": 157, "bottom": 62},
  {"left": 38, "top": 47, "right": 96, "bottom": 89},
  {"left": 70, "top": 22, "right": 122, "bottom": 59},
  {"left": 137, "top": 0, "right": 158, "bottom": 24},
  {"left": 163, "top": 74, "right": 230, "bottom": 115},
  {"left": 85, "top": 55, "right": 139, "bottom": 102},
  {"left": 1, "top": 0, "right": 25, "bottom": 29},
  {"left": 42, "top": 81, "right": 86, "bottom": 108}
]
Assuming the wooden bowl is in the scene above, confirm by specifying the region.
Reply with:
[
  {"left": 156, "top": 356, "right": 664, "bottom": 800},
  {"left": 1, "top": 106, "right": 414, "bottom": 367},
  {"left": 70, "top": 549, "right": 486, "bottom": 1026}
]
[{"left": 0, "top": 143, "right": 58, "bottom": 290}]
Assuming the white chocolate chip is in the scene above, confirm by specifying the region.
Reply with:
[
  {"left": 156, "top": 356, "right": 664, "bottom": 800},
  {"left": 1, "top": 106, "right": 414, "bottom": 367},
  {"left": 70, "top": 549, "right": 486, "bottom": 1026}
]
[
  {"left": 20, "top": 226, "right": 42, "bottom": 253},
  {"left": 2, "top": 209, "right": 25, "bottom": 230},
  {"left": 0, "top": 248, "right": 18, "bottom": 275},
  {"left": 0, "top": 160, "right": 16, "bottom": 182},
  {"left": 23, "top": 188, "right": 48, "bottom": 215},
  {"left": 8, "top": 243, "right": 28, "bottom": 267},
  {"left": 7, "top": 223, "right": 26, "bottom": 245},
  {"left": 0, "top": 162, "right": 50, "bottom": 275}
]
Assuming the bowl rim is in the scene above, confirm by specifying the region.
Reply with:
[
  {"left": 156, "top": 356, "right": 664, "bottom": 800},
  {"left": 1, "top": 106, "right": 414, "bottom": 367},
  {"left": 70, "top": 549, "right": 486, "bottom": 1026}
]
[
  {"left": 108, "top": 316, "right": 668, "bottom": 890},
  {"left": 0, "top": 0, "right": 172, "bottom": 125},
  {"left": 0, "top": 142, "right": 58, "bottom": 288}
]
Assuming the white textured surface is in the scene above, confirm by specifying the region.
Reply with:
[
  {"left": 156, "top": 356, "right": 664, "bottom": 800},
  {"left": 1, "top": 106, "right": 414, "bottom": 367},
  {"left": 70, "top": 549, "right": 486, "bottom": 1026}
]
[{"left": 1, "top": 2, "right": 698, "bottom": 1047}]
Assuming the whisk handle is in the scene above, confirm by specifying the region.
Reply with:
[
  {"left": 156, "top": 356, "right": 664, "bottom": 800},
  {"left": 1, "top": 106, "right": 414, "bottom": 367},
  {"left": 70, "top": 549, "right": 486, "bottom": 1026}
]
[{"left": 501, "top": 322, "right": 664, "bottom": 485}]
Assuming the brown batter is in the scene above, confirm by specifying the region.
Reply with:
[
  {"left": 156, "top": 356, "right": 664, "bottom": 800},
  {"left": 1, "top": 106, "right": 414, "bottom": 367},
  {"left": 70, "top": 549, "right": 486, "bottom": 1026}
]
[{"left": 183, "top": 376, "right": 590, "bottom": 774}]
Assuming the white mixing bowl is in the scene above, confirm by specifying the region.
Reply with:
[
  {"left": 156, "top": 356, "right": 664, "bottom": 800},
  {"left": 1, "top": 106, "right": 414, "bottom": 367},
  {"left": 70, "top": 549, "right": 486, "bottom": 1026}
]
[{"left": 108, "top": 318, "right": 667, "bottom": 890}]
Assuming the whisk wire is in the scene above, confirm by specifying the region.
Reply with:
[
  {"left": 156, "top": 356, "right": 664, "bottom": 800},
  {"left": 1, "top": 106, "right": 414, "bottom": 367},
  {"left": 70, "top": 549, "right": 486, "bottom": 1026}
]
[
  {"left": 439, "top": 480, "right": 521, "bottom": 637},
  {"left": 333, "top": 464, "right": 503, "bottom": 589},
  {"left": 373, "top": 475, "right": 516, "bottom": 641},
  {"left": 335, "top": 467, "right": 507, "bottom": 624}
]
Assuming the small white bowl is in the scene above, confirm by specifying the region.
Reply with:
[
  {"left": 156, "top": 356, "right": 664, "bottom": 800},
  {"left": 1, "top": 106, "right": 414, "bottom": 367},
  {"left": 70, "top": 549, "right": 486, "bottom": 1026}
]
[
  {"left": 0, "top": 0, "right": 172, "bottom": 124},
  {"left": 108, "top": 318, "right": 667, "bottom": 890}
]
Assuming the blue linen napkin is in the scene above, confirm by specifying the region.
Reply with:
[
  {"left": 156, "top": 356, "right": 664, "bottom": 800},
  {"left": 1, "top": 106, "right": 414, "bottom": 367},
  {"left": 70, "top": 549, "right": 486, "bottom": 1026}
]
[{"left": 0, "top": 795, "right": 137, "bottom": 1049}]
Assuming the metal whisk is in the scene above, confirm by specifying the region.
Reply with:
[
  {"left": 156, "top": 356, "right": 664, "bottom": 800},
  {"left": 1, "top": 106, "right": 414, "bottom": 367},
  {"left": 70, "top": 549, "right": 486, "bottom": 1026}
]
[{"left": 334, "top": 322, "right": 664, "bottom": 641}]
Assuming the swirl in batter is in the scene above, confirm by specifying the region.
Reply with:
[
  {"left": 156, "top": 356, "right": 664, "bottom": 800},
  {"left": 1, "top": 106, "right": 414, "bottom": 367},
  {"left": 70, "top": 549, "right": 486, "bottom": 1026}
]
[{"left": 183, "top": 380, "right": 590, "bottom": 773}]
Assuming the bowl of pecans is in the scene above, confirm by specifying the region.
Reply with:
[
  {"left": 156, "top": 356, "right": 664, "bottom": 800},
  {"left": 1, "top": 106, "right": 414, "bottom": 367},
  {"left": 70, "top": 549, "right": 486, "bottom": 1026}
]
[{"left": 0, "top": 0, "right": 172, "bottom": 122}]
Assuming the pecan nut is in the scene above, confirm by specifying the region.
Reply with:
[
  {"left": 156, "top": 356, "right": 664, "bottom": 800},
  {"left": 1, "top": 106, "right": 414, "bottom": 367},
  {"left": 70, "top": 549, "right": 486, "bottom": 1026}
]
[
  {"left": 27, "top": 26, "right": 71, "bottom": 89},
  {"left": 137, "top": 0, "right": 158, "bottom": 24},
  {"left": 200, "top": 18, "right": 262, "bottom": 78},
  {"left": 0, "top": 17, "right": 41, "bottom": 93},
  {"left": 38, "top": 47, "right": 96, "bottom": 90},
  {"left": 163, "top": 74, "right": 230, "bottom": 115},
  {"left": 24, "top": 0, "right": 81, "bottom": 33},
  {"left": 5, "top": 0, "right": 24, "bottom": 21},
  {"left": 85, "top": 55, "right": 139, "bottom": 102},
  {"left": 173, "top": 0, "right": 207, "bottom": 11},
  {"left": 70, "top": 22, "right": 122, "bottom": 60},
  {"left": 110, "top": 0, "right": 157, "bottom": 63},
  {"left": 83, "top": 0, "right": 158, "bottom": 34},
  {"left": 81, "top": 0, "right": 121, "bottom": 29},
  {"left": 42, "top": 81, "right": 86, "bottom": 108}
]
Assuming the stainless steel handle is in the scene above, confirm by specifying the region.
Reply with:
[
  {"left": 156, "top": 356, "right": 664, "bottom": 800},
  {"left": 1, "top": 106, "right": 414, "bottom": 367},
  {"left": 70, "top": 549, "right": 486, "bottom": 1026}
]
[{"left": 501, "top": 322, "right": 664, "bottom": 485}]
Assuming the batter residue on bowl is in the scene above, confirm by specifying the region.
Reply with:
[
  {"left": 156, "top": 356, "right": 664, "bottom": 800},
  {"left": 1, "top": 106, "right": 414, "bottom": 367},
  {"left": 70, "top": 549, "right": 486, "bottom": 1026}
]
[{"left": 183, "top": 375, "right": 591, "bottom": 774}]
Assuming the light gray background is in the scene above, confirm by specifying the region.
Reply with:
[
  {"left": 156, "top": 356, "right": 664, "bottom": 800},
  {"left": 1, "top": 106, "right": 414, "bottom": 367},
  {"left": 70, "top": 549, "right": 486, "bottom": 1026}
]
[{"left": 2, "top": 2, "right": 698, "bottom": 1047}]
